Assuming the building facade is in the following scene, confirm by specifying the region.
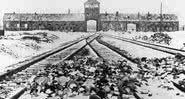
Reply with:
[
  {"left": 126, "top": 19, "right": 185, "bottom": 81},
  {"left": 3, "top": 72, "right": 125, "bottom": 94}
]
[{"left": 3, "top": 0, "right": 179, "bottom": 32}]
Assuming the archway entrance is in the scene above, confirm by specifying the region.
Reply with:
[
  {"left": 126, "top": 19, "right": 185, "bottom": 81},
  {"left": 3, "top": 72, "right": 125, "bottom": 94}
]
[
  {"left": 87, "top": 20, "right": 97, "bottom": 32},
  {"left": 127, "top": 23, "right": 136, "bottom": 32}
]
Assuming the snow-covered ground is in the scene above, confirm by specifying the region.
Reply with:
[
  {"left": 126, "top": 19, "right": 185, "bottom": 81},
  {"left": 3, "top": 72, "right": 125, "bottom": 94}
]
[
  {"left": 102, "top": 37, "right": 172, "bottom": 58},
  {"left": 0, "top": 30, "right": 90, "bottom": 73},
  {"left": 2, "top": 30, "right": 184, "bottom": 71},
  {"left": 2, "top": 30, "right": 185, "bottom": 99},
  {"left": 100, "top": 31, "right": 185, "bottom": 99},
  {"left": 102, "top": 31, "right": 185, "bottom": 49},
  {"left": 138, "top": 77, "right": 185, "bottom": 99}
]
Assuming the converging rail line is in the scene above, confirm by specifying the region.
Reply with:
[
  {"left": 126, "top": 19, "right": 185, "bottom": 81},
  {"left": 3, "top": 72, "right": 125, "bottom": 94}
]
[
  {"left": 2, "top": 33, "right": 162, "bottom": 99},
  {"left": 19, "top": 33, "right": 142, "bottom": 99},
  {"left": 96, "top": 36, "right": 139, "bottom": 64},
  {"left": 103, "top": 34, "right": 185, "bottom": 57},
  {"left": 1, "top": 33, "right": 100, "bottom": 99},
  {"left": 0, "top": 34, "right": 96, "bottom": 81},
  {"left": 90, "top": 37, "right": 142, "bottom": 99}
]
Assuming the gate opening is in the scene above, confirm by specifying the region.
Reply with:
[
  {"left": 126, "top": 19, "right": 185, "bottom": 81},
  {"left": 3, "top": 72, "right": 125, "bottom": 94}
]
[
  {"left": 87, "top": 20, "right": 97, "bottom": 32},
  {"left": 127, "top": 23, "right": 136, "bottom": 32}
]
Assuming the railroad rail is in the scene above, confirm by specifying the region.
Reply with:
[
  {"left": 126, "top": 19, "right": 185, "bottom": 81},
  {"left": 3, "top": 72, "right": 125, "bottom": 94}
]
[
  {"left": 0, "top": 34, "right": 96, "bottom": 81},
  {"left": 103, "top": 34, "right": 185, "bottom": 57},
  {"left": 86, "top": 40, "right": 104, "bottom": 59},
  {"left": 3, "top": 33, "right": 149, "bottom": 99},
  {"left": 1, "top": 33, "right": 99, "bottom": 99},
  {"left": 96, "top": 36, "right": 162, "bottom": 99},
  {"left": 91, "top": 37, "right": 142, "bottom": 99},
  {"left": 96, "top": 36, "right": 139, "bottom": 64},
  {"left": 97, "top": 34, "right": 185, "bottom": 99},
  {"left": 17, "top": 33, "right": 142, "bottom": 99}
]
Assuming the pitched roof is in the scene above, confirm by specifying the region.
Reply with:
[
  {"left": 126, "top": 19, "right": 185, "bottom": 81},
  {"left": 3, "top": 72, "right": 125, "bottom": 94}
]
[
  {"left": 84, "top": 0, "right": 100, "bottom": 5},
  {"left": 3, "top": 13, "right": 85, "bottom": 21}
]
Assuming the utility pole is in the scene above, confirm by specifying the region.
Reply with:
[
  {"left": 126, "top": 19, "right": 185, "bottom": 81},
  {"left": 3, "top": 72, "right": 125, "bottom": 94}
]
[
  {"left": 116, "top": 11, "right": 119, "bottom": 31},
  {"left": 160, "top": 0, "right": 163, "bottom": 33},
  {"left": 19, "top": 14, "right": 21, "bottom": 31},
  {"left": 138, "top": 12, "right": 140, "bottom": 32}
]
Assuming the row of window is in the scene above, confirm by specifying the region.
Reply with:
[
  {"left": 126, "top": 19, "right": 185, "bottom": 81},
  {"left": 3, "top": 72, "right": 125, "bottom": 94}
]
[
  {"left": 85, "top": 4, "right": 99, "bottom": 8},
  {"left": 5, "top": 23, "right": 85, "bottom": 31},
  {"left": 6, "top": 23, "right": 78, "bottom": 29},
  {"left": 6, "top": 23, "right": 28, "bottom": 28}
]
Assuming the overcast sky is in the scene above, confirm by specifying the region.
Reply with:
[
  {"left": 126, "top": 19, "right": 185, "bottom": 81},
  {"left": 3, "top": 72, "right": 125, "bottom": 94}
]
[{"left": 0, "top": 0, "right": 185, "bottom": 25}]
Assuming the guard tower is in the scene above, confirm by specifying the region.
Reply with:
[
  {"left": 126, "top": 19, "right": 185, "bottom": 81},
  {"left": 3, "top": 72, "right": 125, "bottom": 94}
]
[{"left": 84, "top": 0, "right": 100, "bottom": 31}]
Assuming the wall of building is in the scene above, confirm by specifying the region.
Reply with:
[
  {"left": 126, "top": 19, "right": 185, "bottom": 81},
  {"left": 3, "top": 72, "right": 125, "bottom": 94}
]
[
  {"left": 3, "top": 21, "right": 87, "bottom": 32},
  {"left": 100, "top": 21, "right": 127, "bottom": 31},
  {"left": 3, "top": 20, "right": 178, "bottom": 32},
  {"left": 3, "top": 0, "right": 179, "bottom": 32},
  {"left": 137, "top": 21, "right": 179, "bottom": 32},
  {"left": 100, "top": 21, "right": 179, "bottom": 32}
]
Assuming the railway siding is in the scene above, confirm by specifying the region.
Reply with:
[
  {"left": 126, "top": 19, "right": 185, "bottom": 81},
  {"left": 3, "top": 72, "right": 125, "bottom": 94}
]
[{"left": 103, "top": 34, "right": 185, "bottom": 57}]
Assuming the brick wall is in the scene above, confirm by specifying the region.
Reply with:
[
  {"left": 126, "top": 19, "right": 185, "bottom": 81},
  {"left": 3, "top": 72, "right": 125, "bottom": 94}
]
[{"left": 3, "top": 21, "right": 87, "bottom": 32}]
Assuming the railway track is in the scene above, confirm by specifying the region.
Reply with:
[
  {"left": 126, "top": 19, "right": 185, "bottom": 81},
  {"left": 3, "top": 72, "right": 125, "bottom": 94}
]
[
  {"left": 96, "top": 36, "right": 173, "bottom": 99},
  {"left": 97, "top": 34, "right": 185, "bottom": 99},
  {"left": 0, "top": 34, "right": 96, "bottom": 81},
  {"left": 96, "top": 36, "right": 139, "bottom": 64},
  {"left": 0, "top": 33, "right": 99, "bottom": 99},
  {"left": 2, "top": 32, "right": 148, "bottom": 99},
  {"left": 103, "top": 34, "right": 185, "bottom": 57},
  {"left": 4, "top": 32, "right": 173, "bottom": 99},
  {"left": 88, "top": 38, "right": 141, "bottom": 99},
  {"left": 17, "top": 33, "right": 143, "bottom": 99}
]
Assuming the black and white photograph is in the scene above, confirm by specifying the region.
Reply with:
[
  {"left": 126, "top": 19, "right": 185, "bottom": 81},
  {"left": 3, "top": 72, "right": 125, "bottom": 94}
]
[{"left": 0, "top": 0, "right": 185, "bottom": 99}]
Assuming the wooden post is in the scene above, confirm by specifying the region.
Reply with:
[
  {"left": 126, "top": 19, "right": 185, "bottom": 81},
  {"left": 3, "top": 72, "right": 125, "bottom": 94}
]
[{"left": 160, "top": 0, "right": 163, "bottom": 33}]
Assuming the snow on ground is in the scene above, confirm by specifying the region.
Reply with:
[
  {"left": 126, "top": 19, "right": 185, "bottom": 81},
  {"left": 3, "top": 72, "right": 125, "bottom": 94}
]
[
  {"left": 138, "top": 78, "right": 185, "bottom": 99},
  {"left": 0, "top": 30, "right": 90, "bottom": 73},
  {"left": 102, "top": 37, "right": 172, "bottom": 59},
  {"left": 102, "top": 30, "right": 185, "bottom": 49},
  {"left": 2, "top": 30, "right": 185, "bottom": 99},
  {"left": 100, "top": 31, "right": 185, "bottom": 99}
]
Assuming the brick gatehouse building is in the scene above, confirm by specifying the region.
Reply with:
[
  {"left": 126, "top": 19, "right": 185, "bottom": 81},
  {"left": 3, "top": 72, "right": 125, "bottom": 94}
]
[{"left": 3, "top": 0, "right": 179, "bottom": 32}]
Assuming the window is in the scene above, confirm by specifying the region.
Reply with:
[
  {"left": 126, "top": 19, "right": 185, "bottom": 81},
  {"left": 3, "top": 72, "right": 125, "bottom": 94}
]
[
  {"left": 25, "top": 24, "right": 28, "bottom": 28},
  {"left": 169, "top": 27, "right": 173, "bottom": 31},
  {"left": 174, "top": 26, "right": 178, "bottom": 31},
  {"left": 85, "top": 4, "right": 99, "bottom": 8},
  {"left": 6, "top": 23, "right": 9, "bottom": 28},
  {"left": 17, "top": 24, "right": 20, "bottom": 28}
]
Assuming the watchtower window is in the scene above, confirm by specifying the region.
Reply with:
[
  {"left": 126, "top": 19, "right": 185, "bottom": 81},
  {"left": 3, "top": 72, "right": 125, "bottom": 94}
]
[{"left": 85, "top": 4, "right": 99, "bottom": 8}]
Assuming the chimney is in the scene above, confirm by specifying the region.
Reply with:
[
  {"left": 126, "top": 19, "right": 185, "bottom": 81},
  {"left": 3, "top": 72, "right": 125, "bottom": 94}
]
[
  {"left": 116, "top": 11, "right": 119, "bottom": 16},
  {"left": 105, "top": 11, "right": 108, "bottom": 16},
  {"left": 138, "top": 12, "right": 140, "bottom": 19}
]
